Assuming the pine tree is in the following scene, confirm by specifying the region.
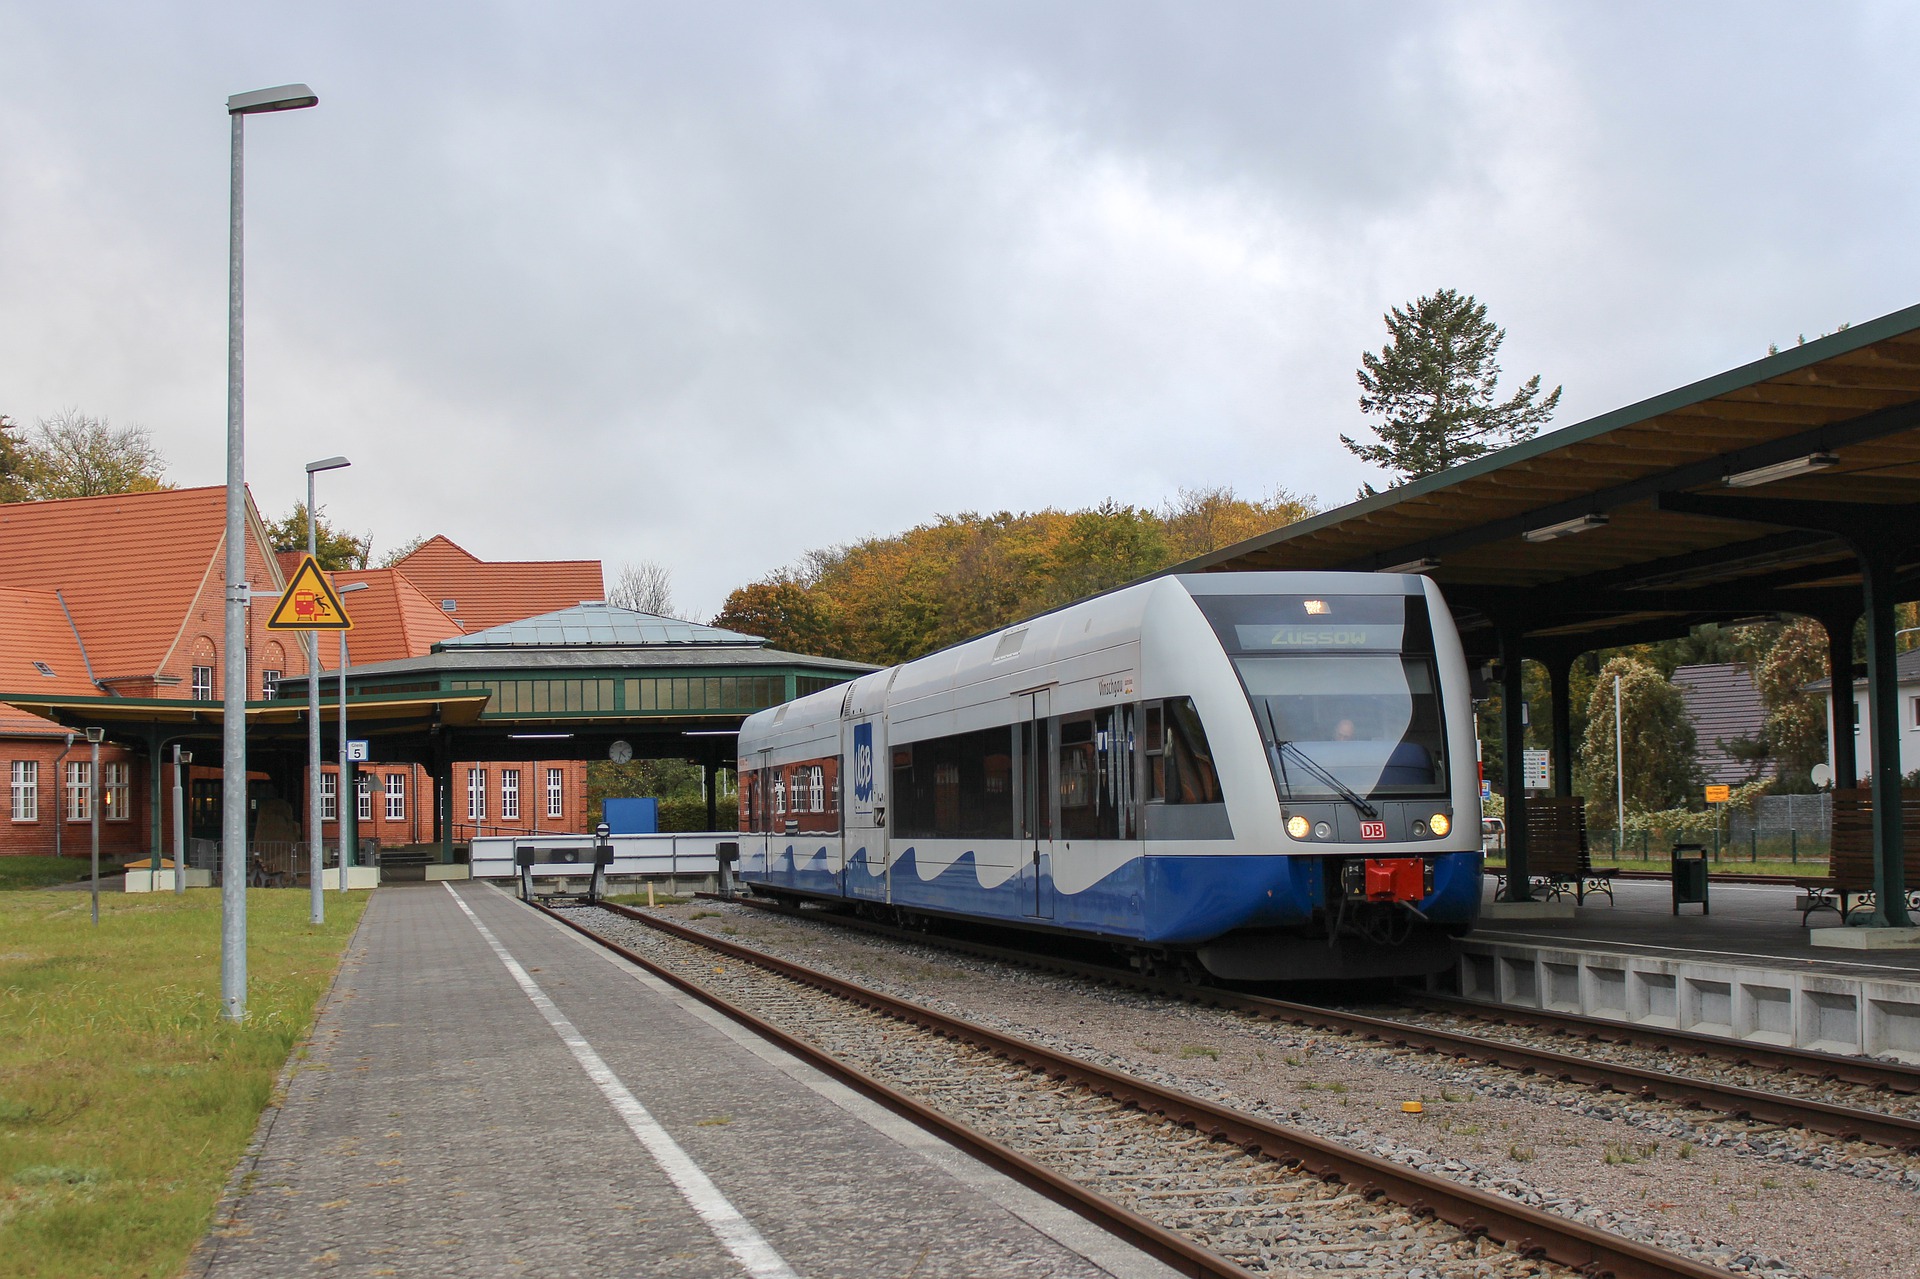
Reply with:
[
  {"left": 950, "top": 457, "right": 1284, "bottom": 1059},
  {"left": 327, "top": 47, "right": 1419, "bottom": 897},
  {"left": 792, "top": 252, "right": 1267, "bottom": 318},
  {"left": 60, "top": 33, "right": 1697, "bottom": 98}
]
[{"left": 1341, "top": 289, "right": 1562, "bottom": 488}]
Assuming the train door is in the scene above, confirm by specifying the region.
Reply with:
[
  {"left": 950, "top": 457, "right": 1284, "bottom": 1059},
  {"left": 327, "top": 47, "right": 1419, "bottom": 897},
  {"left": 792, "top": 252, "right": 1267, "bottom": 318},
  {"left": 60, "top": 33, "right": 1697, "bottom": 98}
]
[
  {"left": 1020, "top": 688, "right": 1055, "bottom": 919},
  {"left": 841, "top": 712, "right": 888, "bottom": 902}
]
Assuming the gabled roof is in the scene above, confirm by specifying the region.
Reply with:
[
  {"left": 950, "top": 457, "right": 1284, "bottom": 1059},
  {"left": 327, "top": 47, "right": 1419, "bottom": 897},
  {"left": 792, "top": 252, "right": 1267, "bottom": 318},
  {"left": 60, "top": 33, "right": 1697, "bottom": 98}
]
[
  {"left": 315, "top": 568, "right": 468, "bottom": 668},
  {"left": 1672, "top": 662, "right": 1772, "bottom": 786},
  {"left": 435, "top": 602, "right": 760, "bottom": 651},
  {"left": 0, "top": 486, "right": 279, "bottom": 681},
  {"left": 391, "top": 534, "right": 604, "bottom": 632}
]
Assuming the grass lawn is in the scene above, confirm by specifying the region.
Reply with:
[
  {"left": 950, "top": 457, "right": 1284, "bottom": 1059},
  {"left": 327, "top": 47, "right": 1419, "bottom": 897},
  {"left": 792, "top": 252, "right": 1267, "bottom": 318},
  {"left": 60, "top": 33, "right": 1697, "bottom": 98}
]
[
  {"left": 0, "top": 888, "right": 368, "bottom": 1279},
  {"left": 0, "top": 858, "right": 128, "bottom": 893}
]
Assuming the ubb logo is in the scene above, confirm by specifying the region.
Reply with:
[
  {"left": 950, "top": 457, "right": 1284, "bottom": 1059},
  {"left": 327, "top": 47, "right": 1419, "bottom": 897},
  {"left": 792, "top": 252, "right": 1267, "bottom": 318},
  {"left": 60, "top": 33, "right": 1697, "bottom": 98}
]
[{"left": 852, "top": 722, "right": 875, "bottom": 803}]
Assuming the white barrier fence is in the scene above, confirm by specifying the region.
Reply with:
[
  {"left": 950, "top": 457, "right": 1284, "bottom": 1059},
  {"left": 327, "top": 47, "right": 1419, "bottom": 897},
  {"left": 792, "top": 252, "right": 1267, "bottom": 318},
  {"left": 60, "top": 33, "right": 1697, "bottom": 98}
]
[{"left": 469, "top": 832, "right": 733, "bottom": 882}]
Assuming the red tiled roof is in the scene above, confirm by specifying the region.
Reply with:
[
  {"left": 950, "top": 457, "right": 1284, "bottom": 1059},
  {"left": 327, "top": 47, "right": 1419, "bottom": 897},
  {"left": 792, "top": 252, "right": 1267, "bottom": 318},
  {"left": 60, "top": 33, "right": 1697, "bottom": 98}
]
[
  {"left": 391, "top": 534, "right": 603, "bottom": 633},
  {"left": 0, "top": 587, "right": 98, "bottom": 698},
  {"left": 312, "top": 569, "right": 467, "bottom": 669},
  {"left": 0, "top": 486, "right": 277, "bottom": 682}
]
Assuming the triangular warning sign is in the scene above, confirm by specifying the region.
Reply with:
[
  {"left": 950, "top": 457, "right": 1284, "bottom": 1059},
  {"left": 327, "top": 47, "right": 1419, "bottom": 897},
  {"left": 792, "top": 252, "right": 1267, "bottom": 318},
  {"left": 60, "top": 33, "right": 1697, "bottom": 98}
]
[{"left": 266, "top": 556, "right": 354, "bottom": 631}]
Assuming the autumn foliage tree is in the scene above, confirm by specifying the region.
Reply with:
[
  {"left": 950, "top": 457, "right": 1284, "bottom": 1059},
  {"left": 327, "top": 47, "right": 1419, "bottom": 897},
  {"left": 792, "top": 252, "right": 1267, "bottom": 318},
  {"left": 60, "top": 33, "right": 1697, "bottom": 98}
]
[
  {"left": 1576, "top": 655, "right": 1699, "bottom": 822},
  {"left": 712, "top": 486, "right": 1317, "bottom": 665}
]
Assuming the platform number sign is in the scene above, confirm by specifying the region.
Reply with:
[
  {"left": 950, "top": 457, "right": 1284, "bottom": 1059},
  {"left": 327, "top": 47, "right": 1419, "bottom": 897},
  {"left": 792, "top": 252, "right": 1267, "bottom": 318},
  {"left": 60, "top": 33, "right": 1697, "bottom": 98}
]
[
  {"left": 852, "top": 721, "right": 875, "bottom": 812},
  {"left": 1360, "top": 820, "right": 1386, "bottom": 840}
]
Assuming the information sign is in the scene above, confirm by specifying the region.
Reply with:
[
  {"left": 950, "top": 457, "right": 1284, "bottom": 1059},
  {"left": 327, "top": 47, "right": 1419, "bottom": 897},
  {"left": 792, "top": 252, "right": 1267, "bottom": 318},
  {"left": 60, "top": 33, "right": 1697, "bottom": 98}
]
[
  {"left": 346, "top": 740, "right": 369, "bottom": 762},
  {"left": 1704, "top": 783, "right": 1731, "bottom": 804},
  {"left": 1522, "top": 748, "right": 1551, "bottom": 792}
]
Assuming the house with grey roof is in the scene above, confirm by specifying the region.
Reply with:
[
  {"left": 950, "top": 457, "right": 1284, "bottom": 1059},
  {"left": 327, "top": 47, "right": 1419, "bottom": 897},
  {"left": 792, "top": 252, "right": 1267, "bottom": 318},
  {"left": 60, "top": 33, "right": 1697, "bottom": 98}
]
[{"left": 1672, "top": 663, "right": 1775, "bottom": 787}]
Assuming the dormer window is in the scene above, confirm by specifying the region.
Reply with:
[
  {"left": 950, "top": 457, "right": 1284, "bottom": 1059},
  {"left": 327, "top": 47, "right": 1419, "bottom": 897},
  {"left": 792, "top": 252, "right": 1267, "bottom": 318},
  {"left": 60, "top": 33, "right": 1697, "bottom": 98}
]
[
  {"left": 32, "top": 662, "right": 55, "bottom": 678},
  {"left": 441, "top": 599, "right": 457, "bottom": 612}
]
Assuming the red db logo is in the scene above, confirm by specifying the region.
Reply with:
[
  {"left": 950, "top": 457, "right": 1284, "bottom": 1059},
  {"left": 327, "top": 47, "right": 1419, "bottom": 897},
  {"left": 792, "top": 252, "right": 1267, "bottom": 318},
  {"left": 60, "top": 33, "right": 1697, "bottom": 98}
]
[{"left": 1360, "top": 821, "right": 1386, "bottom": 840}]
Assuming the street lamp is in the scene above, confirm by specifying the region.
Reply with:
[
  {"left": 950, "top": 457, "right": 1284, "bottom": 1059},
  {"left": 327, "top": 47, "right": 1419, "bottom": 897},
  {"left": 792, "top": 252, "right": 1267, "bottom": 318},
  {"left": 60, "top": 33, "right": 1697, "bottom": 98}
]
[
  {"left": 222, "top": 82, "right": 318, "bottom": 1024},
  {"left": 337, "top": 580, "right": 370, "bottom": 892},
  {"left": 85, "top": 727, "right": 104, "bottom": 926},
  {"left": 303, "top": 456, "right": 349, "bottom": 925}
]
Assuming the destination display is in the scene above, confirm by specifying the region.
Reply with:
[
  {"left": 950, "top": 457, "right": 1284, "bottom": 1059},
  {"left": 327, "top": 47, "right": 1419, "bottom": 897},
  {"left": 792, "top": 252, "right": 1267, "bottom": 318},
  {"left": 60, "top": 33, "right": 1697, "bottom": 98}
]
[{"left": 1234, "top": 623, "right": 1405, "bottom": 651}]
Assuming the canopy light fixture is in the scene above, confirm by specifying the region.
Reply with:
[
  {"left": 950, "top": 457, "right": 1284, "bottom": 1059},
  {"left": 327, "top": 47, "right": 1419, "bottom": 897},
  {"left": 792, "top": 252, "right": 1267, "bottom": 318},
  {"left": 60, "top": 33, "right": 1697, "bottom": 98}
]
[
  {"left": 685, "top": 729, "right": 741, "bottom": 737},
  {"left": 508, "top": 732, "right": 574, "bottom": 740},
  {"left": 1522, "top": 513, "right": 1609, "bottom": 543},
  {"left": 1722, "top": 451, "right": 1839, "bottom": 488},
  {"left": 1379, "top": 557, "right": 1441, "bottom": 575}
]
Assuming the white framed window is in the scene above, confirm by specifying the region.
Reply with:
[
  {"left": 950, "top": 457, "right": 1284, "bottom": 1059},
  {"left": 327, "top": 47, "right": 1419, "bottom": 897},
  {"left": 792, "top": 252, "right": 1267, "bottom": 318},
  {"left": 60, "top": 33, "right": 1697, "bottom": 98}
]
[
  {"left": 501, "top": 769, "right": 520, "bottom": 820},
  {"left": 1912, "top": 695, "right": 1920, "bottom": 729},
  {"left": 807, "top": 765, "right": 825, "bottom": 813},
  {"left": 261, "top": 669, "right": 282, "bottom": 699},
  {"left": 468, "top": 769, "right": 487, "bottom": 822},
  {"left": 11, "top": 761, "right": 38, "bottom": 821},
  {"left": 191, "top": 665, "right": 214, "bottom": 700},
  {"left": 546, "top": 768, "right": 564, "bottom": 819},
  {"left": 321, "top": 772, "right": 337, "bottom": 821},
  {"left": 356, "top": 773, "right": 373, "bottom": 822},
  {"left": 386, "top": 772, "right": 406, "bottom": 821},
  {"left": 772, "top": 773, "right": 786, "bottom": 815},
  {"left": 104, "top": 763, "right": 129, "bottom": 821},
  {"left": 66, "top": 761, "right": 92, "bottom": 821}
]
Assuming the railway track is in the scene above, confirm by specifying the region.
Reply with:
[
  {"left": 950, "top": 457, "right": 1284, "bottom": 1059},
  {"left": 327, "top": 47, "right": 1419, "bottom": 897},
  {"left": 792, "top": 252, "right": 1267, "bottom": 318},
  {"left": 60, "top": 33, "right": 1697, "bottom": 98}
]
[
  {"left": 713, "top": 893, "right": 1920, "bottom": 1152},
  {"left": 541, "top": 893, "right": 1736, "bottom": 1279}
]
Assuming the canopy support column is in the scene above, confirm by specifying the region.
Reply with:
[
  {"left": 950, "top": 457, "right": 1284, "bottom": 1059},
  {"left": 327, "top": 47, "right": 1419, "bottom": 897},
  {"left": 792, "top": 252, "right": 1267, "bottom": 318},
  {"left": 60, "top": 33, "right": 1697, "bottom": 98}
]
[
  {"left": 1497, "top": 625, "right": 1533, "bottom": 902},
  {"left": 1821, "top": 610, "right": 1860, "bottom": 791},
  {"left": 1862, "top": 552, "right": 1910, "bottom": 927}
]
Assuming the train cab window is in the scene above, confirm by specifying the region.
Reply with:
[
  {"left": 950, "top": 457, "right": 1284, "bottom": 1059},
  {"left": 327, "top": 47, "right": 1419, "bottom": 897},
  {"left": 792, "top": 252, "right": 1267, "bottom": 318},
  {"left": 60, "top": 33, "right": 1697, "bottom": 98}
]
[{"left": 1145, "top": 697, "right": 1221, "bottom": 805}]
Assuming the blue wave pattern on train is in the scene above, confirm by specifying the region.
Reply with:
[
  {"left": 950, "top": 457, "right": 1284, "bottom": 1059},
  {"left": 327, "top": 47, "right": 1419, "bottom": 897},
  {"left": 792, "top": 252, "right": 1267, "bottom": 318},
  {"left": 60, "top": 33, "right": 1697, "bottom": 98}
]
[{"left": 736, "top": 572, "right": 1482, "bottom": 980}]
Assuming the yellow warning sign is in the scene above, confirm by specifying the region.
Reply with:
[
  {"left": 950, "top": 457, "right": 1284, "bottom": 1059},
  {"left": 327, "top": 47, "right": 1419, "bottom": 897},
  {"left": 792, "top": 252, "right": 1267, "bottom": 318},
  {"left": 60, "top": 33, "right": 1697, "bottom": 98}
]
[
  {"left": 1704, "top": 784, "right": 1731, "bottom": 804},
  {"left": 266, "top": 556, "right": 354, "bottom": 631}
]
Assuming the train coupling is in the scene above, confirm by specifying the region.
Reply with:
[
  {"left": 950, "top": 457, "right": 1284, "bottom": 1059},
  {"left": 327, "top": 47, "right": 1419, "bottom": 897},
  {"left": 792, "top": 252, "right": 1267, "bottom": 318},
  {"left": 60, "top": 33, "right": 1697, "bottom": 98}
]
[{"left": 1340, "top": 857, "right": 1434, "bottom": 904}]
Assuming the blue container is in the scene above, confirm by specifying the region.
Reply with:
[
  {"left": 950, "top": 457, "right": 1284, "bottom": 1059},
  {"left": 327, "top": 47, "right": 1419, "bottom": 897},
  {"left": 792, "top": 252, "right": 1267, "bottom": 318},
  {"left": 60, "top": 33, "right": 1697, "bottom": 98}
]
[{"left": 602, "top": 797, "right": 659, "bottom": 835}]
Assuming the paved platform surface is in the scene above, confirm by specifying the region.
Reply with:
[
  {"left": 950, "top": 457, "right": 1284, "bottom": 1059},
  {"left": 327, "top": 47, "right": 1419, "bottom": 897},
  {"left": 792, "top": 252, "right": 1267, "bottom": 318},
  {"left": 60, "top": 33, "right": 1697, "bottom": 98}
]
[
  {"left": 1474, "top": 876, "right": 1920, "bottom": 984},
  {"left": 194, "top": 882, "right": 1179, "bottom": 1279}
]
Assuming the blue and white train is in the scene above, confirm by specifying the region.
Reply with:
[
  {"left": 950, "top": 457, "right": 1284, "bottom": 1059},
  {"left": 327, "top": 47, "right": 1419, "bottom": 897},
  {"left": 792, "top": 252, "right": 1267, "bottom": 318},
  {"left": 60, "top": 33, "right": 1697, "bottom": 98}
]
[{"left": 735, "top": 572, "right": 1482, "bottom": 980}]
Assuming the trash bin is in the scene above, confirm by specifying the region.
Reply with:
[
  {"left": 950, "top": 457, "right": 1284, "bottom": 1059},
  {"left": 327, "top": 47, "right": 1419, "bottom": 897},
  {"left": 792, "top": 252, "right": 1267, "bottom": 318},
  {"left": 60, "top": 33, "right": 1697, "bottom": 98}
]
[{"left": 1672, "top": 842, "right": 1709, "bottom": 916}]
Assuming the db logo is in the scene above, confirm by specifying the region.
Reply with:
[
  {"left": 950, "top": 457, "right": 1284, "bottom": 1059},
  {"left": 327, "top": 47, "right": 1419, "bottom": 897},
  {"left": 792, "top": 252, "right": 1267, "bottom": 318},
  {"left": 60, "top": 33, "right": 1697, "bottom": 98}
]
[
  {"left": 1360, "top": 821, "right": 1387, "bottom": 840},
  {"left": 852, "top": 722, "right": 875, "bottom": 802}
]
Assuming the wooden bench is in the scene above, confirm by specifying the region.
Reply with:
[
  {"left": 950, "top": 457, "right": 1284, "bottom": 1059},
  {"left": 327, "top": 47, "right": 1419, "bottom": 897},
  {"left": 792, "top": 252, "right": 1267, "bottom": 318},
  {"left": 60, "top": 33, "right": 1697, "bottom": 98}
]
[
  {"left": 1493, "top": 797, "right": 1617, "bottom": 904},
  {"left": 1799, "top": 788, "right": 1920, "bottom": 925}
]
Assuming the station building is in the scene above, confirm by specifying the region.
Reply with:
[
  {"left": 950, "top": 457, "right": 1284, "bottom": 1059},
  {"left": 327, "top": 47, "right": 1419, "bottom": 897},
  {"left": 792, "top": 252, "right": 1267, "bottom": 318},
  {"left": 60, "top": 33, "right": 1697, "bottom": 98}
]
[{"left": 0, "top": 487, "right": 611, "bottom": 863}]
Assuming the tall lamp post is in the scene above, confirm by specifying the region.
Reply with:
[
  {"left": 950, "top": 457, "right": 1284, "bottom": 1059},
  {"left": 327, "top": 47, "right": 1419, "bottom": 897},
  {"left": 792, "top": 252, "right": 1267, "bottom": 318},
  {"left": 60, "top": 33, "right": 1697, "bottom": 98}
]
[
  {"left": 222, "top": 82, "right": 318, "bottom": 1023},
  {"left": 304, "top": 456, "right": 350, "bottom": 924}
]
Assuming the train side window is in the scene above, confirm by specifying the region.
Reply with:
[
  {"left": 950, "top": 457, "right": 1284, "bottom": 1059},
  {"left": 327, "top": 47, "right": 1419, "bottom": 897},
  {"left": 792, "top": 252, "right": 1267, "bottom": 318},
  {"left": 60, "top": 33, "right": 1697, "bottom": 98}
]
[
  {"left": 738, "top": 768, "right": 756, "bottom": 832},
  {"left": 1146, "top": 697, "right": 1221, "bottom": 805}
]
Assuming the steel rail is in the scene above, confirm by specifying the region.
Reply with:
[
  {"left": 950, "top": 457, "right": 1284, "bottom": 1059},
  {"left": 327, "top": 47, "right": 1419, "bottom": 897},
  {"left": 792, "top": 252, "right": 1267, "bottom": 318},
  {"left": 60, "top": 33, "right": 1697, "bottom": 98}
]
[
  {"left": 565, "top": 896, "right": 1729, "bottom": 1279},
  {"left": 713, "top": 895, "right": 1920, "bottom": 1151}
]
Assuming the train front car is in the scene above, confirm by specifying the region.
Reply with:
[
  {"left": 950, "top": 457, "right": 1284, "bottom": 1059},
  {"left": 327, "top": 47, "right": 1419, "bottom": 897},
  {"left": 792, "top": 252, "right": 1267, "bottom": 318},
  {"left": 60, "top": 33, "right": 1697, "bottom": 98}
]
[
  {"left": 735, "top": 570, "right": 1481, "bottom": 982},
  {"left": 1161, "top": 573, "right": 1482, "bottom": 980}
]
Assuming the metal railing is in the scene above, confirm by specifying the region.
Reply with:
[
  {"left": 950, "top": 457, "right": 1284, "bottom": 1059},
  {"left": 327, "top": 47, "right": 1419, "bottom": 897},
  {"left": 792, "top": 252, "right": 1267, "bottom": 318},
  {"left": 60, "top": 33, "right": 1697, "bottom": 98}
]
[
  {"left": 187, "top": 837, "right": 384, "bottom": 884},
  {"left": 469, "top": 832, "right": 730, "bottom": 882}
]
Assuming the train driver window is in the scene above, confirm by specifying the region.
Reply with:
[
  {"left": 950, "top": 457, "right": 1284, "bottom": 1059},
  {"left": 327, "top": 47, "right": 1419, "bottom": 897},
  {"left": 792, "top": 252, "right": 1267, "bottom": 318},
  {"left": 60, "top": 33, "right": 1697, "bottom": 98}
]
[{"left": 1145, "top": 697, "right": 1221, "bottom": 805}]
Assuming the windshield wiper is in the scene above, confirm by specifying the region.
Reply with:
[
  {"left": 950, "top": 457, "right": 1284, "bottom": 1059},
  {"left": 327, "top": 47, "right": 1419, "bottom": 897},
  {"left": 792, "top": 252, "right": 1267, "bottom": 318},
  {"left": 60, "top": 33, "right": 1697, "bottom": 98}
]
[{"left": 1277, "top": 739, "right": 1378, "bottom": 820}]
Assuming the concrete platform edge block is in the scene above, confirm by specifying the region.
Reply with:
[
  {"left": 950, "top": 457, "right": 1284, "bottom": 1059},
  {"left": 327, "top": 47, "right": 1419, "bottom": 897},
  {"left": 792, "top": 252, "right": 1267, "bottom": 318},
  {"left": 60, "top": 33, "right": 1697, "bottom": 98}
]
[
  {"left": 1454, "top": 938, "right": 1920, "bottom": 1060},
  {"left": 1809, "top": 925, "right": 1920, "bottom": 951}
]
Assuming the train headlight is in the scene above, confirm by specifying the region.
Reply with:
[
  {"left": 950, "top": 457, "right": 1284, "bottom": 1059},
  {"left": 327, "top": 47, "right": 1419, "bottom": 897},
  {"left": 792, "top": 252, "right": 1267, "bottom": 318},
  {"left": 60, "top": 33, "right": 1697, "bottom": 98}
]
[
  {"left": 1286, "top": 815, "right": 1310, "bottom": 840},
  {"left": 1313, "top": 821, "right": 1333, "bottom": 840},
  {"left": 1428, "top": 812, "right": 1451, "bottom": 837}
]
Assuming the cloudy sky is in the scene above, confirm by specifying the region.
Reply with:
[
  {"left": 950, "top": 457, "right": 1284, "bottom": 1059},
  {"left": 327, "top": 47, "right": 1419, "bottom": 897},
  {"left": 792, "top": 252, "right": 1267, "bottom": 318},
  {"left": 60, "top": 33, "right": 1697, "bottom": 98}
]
[{"left": 3, "top": 3, "right": 1916, "bottom": 619}]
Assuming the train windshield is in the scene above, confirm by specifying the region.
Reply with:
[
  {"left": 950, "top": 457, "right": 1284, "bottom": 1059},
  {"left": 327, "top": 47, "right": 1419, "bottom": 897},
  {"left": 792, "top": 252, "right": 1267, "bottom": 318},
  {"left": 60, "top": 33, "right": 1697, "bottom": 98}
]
[{"left": 1196, "top": 593, "right": 1448, "bottom": 801}]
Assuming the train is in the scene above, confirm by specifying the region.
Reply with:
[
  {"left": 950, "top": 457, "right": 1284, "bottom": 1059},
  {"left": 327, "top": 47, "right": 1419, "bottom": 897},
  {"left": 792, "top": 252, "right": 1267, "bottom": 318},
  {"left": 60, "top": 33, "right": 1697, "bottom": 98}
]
[{"left": 733, "top": 571, "right": 1482, "bottom": 980}]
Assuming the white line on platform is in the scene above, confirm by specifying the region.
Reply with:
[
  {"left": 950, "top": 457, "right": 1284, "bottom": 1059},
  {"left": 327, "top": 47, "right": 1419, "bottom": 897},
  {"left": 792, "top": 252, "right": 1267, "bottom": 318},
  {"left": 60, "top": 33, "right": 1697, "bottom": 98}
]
[{"left": 445, "top": 884, "right": 801, "bottom": 1279}]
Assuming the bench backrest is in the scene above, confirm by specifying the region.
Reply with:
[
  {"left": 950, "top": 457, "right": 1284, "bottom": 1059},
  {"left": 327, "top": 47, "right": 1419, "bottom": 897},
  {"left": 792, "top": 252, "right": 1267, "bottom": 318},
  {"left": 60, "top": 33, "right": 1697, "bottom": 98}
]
[
  {"left": 1523, "top": 797, "right": 1587, "bottom": 874},
  {"left": 1829, "top": 788, "right": 1920, "bottom": 886}
]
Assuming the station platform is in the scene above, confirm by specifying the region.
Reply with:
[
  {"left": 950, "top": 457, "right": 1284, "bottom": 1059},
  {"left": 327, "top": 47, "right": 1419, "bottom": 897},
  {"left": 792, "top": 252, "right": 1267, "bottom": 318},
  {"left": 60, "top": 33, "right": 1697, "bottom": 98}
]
[
  {"left": 191, "top": 882, "right": 1181, "bottom": 1279},
  {"left": 1448, "top": 877, "right": 1920, "bottom": 1062}
]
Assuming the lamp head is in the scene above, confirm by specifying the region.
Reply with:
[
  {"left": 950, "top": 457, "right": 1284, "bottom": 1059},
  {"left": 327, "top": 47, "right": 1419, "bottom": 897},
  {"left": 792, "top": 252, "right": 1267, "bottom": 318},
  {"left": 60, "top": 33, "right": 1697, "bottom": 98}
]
[
  {"left": 305, "top": 456, "right": 351, "bottom": 474},
  {"left": 228, "top": 84, "right": 318, "bottom": 115},
  {"left": 84, "top": 727, "right": 105, "bottom": 744}
]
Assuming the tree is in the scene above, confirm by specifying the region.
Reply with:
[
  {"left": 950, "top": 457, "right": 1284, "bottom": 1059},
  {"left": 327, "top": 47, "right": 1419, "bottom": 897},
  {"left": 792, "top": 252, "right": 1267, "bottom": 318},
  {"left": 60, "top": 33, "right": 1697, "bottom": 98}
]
[
  {"left": 1342, "top": 289, "right": 1562, "bottom": 487},
  {"left": 1576, "top": 656, "right": 1698, "bottom": 822},
  {"left": 1751, "top": 617, "right": 1831, "bottom": 789},
  {"left": 266, "top": 502, "right": 369, "bottom": 571},
  {"left": 379, "top": 535, "right": 429, "bottom": 567},
  {"left": 16, "top": 409, "right": 168, "bottom": 498},
  {"left": 711, "top": 577, "right": 837, "bottom": 655},
  {"left": 0, "top": 414, "right": 29, "bottom": 502},
  {"left": 611, "top": 560, "right": 676, "bottom": 617}
]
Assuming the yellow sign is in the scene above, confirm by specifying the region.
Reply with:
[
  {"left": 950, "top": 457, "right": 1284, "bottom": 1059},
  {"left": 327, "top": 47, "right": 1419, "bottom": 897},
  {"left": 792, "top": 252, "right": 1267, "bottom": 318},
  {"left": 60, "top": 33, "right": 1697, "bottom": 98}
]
[
  {"left": 1704, "top": 784, "right": 1731, "bottom": 804},
  {"left": 265, "top": 556, "right": 354, "bottom": 631}
]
